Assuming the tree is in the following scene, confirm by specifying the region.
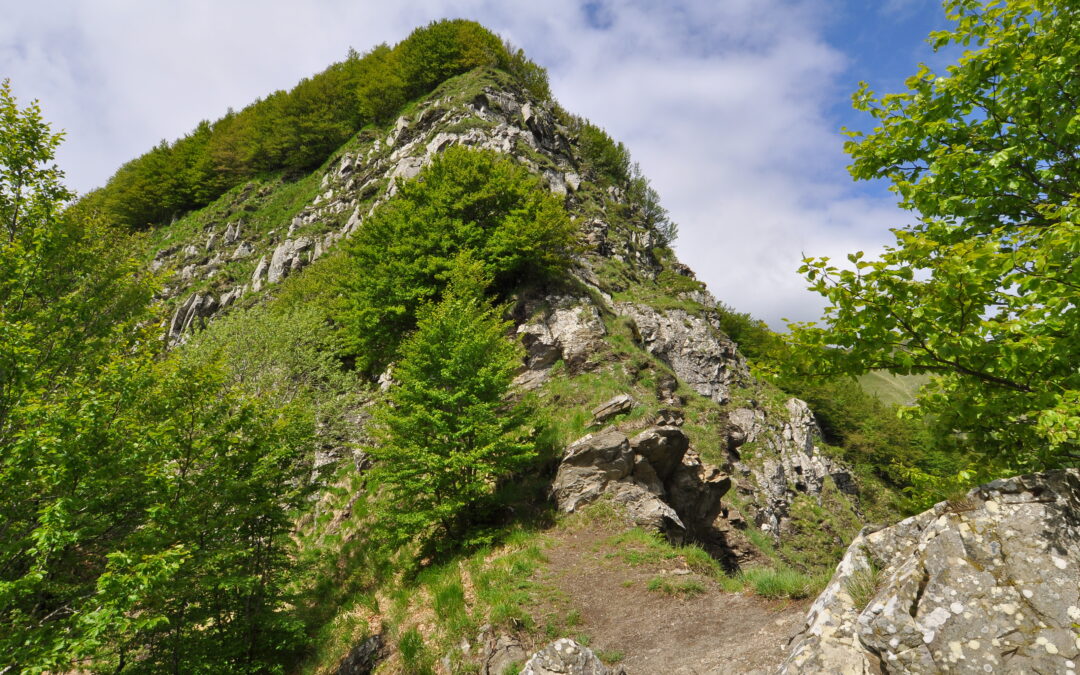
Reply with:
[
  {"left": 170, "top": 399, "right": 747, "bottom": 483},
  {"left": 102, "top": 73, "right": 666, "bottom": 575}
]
[
  {"left": 367, "top": 260, "right": 534, "bottom": 557},
  {"left": 788, "top": 0, "right": 1080, "bottom": 472},
  {"left": 0, "top": 80, "right": 310, "bottom": 673}
]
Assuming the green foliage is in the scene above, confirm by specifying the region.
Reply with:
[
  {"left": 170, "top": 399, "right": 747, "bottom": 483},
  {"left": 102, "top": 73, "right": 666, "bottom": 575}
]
[
  {"left": 336, "top": 146, "right": 576, "bottom": 374},
  {"left": 80, "top": 21, "right": 551, "bottom": 231},
  {"left": 790, "top": 0, "right": 1080, "bottom": 470},
  {"left": 397, "top": 19, "right": 506, "bottom": 98},
  {"left": 574, "top": 120, "right": 631, "bottom": 185},
  {"left": 0, "top": 80, "right": 311, "bottom": 673},
  {"left": 367, "top": 261, "right": 536, "bottom": 558}
]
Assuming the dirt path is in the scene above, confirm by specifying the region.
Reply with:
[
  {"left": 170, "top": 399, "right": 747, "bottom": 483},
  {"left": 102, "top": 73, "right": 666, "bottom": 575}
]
[{"left": 531, "top": 523, "right": 809, "bottom": 675}]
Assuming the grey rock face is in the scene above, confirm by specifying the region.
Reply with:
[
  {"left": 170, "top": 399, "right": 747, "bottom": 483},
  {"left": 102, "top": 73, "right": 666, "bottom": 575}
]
[
  {"left": 552, "top": 427, "right": 686, "bottom": 538},
  {"left": 516, "top": 296, "right": 607, "bottom": 387},
  {"left": 168, "top": 292, "right": 219, "bottom": 344},
  {"left": 781, "top": 469, "right": 1080, "bottom": 674},
  {"left": 729, "top": 398, "right": 857, "bottom": 537},
  {"left": 618, "top": 303, "right": 744, "bottom": 404},
  {"left": 267, "top": 237, "right": 312, "bottom": 285},
  {"left": 521, "top": 638, "right": 622, "bottom": 675}
]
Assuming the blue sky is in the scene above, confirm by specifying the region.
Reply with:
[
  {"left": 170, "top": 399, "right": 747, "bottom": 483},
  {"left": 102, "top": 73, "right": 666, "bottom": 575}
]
[{"left": 1, "top": 0, "right": 961, "bottom": 328}]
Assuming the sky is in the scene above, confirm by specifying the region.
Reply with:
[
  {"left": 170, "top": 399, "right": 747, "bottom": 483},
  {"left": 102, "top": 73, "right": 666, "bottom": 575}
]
[{"left": 1, "top": 0, "right": 956, "bottom": 328}]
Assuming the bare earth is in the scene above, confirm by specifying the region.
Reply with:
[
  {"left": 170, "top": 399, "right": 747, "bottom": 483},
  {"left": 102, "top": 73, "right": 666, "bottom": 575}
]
[{"left": 531, "top": 523, "right": 810, "bottom": 675}]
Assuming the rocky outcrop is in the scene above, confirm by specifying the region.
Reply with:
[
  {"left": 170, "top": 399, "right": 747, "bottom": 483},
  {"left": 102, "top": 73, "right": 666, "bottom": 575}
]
[
  {"left": 618, "top": 303, "right": 744, "bottom": 404},
  {"left": 728, "top": 398, "right": 857, "bottom": 538},
  {"left": 552, "top": 427, "right": 686, "bottom": 538},
  {"left": 168, "top": 292, "right": 219, "bottom": 344},
  {"left": 781, "top": 469, "right": 1080, "bottom": 674},
  {"left": 552, "top": 424, "right": 738, "bottom": 562},
  {"left": 516, "top": 296, "right": 607, "bottom": 387},
  {"left": 521, "top": 638, "right": 623, "bottom": 675}
]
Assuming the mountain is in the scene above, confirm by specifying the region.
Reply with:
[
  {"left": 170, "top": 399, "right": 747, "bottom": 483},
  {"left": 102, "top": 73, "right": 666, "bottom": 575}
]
[
  {"left": 4, "top": 20, "right": 936, "bottom": 674},
  {"left": 136, "top": 56, "right": 899, "bottom": 672}
]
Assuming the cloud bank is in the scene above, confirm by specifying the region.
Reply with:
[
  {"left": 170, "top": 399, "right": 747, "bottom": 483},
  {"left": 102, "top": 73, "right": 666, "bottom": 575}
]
[{"left": 1, "top": 0, "right": 914, "bottom": 328}]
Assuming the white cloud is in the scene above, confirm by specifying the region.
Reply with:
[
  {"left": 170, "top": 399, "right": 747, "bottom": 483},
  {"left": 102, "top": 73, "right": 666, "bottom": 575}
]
[{"left": 0, "top": 0, "right": 910, "bottom": 329}]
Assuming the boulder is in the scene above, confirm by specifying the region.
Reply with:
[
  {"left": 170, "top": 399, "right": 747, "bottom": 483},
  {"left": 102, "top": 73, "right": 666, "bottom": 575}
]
[
  {"left": 521, "top": 638, "right": 622, "bottom": 675},
  {"left": 781, "top": 469, "right": 1080, "bottom": 674},
  {"left": 552, "top": 426, "right": 735, "bottom": 551},
  {"left": 590, "top": 394, "right": 635, "bottom": 425}
]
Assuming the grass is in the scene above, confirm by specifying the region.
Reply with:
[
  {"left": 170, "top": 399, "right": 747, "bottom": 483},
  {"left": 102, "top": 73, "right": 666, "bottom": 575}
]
[
  {"left": 845, "top": 555, "right": 883, "bottom": 611},
  {"left": 595, "top": 649, "right": 625, "bottom": 665},
  {"left": 646, "top": 576, "right": 707, "bottom": 597},
  {"left": 737, "top": 566, "right": 828, "bottom": 600}
]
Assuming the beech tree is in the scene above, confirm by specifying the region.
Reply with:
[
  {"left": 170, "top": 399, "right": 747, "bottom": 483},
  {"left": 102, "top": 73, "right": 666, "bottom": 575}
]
[
  {"left": 789, "top": 0, "right": 1080, "bottom": 471},
  {"left": 368, "top": 260, "right": 534, "bottom": 557}
]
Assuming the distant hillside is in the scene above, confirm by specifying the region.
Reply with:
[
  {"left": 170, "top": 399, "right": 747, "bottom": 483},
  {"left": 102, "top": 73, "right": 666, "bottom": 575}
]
[{"left": 857, "top": 370, "right": 929, "bottom": 407}]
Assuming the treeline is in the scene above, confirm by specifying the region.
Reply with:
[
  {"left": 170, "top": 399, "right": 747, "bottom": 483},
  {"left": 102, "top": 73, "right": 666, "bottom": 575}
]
[{"left": 77, "top": 19, "right": 551, "bottom": 231}]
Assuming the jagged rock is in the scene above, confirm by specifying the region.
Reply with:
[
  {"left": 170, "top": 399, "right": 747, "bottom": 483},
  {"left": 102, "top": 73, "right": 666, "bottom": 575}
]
[
  {"left": 521, "top": 638, "right": 622, "bottom": 675},
  {"left": 552, "top": 427, "right": 685, "bottom": 537},
  {"left": 590, "top": 394, "right": 635, "bottom": 425},
  {"left": 782, "top": 469, "right": 1080, "bottom": 674},
  {"left": 335, "top": 634, "right": 384, "bottom": 675},
  {"left": 231, "top": 241, "right": 254, "bottom": 259},
  {"left": 182, "top": 244, "right": 199, "bottom": 258},
  {"left": 654, "top": 409, "right": 684, "bottom": 427},
  {"left": 630, "top": 426, "right": 689, "bottom": 480},
  {"left": 552, "top": 425, "right": 736, "bottom": 554},
  {"left": 728, "top": 399, "right": 857, "bottom": 536},
  {"left": 483, "top": 634, "right": 528, "bottom": 675},
  {"left": 267, "top": 237, "right": 312, "bottom": 285},
  {"left": 223, "top": 221, "right": 240, "bottom": 244},
  {"left": 251, "top": 255, "right": 269, "bottom": 292},
  {"left": 618, "top": 303, "right": 743, "bottom": 404},
  {"left": 168, "top": 293, "right": 219, "bottom": 342},
  {"left": 517, "top": 297, "right": 606, "bottom": 377}
]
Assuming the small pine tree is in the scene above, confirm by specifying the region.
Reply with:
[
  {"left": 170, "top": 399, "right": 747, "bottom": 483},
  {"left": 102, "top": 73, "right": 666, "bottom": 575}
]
[{"left": 368, "top": 259, "right": 534, "bottom": 556}]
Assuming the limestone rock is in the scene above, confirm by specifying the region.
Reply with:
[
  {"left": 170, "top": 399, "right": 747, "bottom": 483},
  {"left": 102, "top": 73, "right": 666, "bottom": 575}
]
[
  {"left": 618, "top": 303, "right": 743, "bottom": 404},
  {"left": 590, "top": 394, "right": 635, "bottom": 425},
  {"left": 168, "top": 292, "right": 219, "bottom": 343},
  {"left": 521, "top": 638, "right": 621, "bottom": 675},
  {"left": 781, "top": 469, "right": 1080, "bottom": 674},
  {"left": 267, "top": 237, "right": 312, "bottom": 284},
  {"left": 483, "top": 634, "right": 528, "bottom": 675},
  {"left": 517, "top": 297, "right": 607, "bottom": 378}
]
